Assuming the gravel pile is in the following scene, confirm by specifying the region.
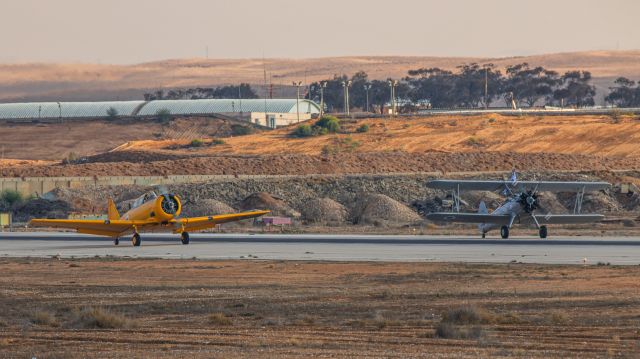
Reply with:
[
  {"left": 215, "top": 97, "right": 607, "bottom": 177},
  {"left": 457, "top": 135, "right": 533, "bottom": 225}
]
[
  {"left": 239, "top": 192, "right": 300, "bottom": 218},
  {"left": 355, "top": 194, "right": 422, "bottom": 226},
  {"left": 181, "top": 198, "right": 236, "bottom": 217},
  {"left": 299, "top": 198, "right": 348, "bottom": 224}
]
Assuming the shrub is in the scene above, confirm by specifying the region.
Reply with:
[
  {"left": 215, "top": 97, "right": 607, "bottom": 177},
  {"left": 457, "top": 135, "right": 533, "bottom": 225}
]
[
  {"left": 70, "top": 307, "right": 135, "bottom": 329},
  {"left": 441, "top": 306, "right": 494, "bottom": 325},
  {"left": 208, "top": 312, "right": 232, "bottom": 326},
  {"left": 292, "top": 124, "right": 314, "bottom": 138},
  {"left": 435, "top": 322, "right": 484, "bottom": 339},
  {"left": 315, "top": 115, "right": 340, "bottom": 133},
  {"left": 212, "top": 138, "right": 225, "bottom": 145},
  {"left": 190, "top": 139, "right": 204, "bottom": 147},
  {"left": 231, "top": 124, "right": 252, "bottom": 136},
  {"left": 61, "top": 152, "right": 78, "bottom": 165},
  {"left": 356, "top": 123, "right": 370, "bottom": 133},
  {"left": 155, "top": 108, "right": 172, "bottom": 123},
  {"left": 31, "top": 311, "right": 58, "bottom": 326},
  {"left": 0, "top": 190, "right": 23, "bottom": 207},
  {"left": 106, "top": 107, "right": 118, "bottom": 119}
]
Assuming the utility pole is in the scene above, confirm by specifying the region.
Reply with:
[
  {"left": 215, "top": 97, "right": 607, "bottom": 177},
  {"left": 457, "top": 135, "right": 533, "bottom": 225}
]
[
  {"left": 293, "top": 81, "right": 302, "bottom": 123},
  {"left": 364, "top": 84, "right": 372, "bottom": 113},
  {"left": 342, "top": 80, "right": 352, "bottom": 116},
  {"left": 57, "top": 102, "right": 62, "bottom": 123},
  {"left": 320, "top": 82, "right": 327, "bottom": 117},
  {"left": 388, "top": 80, "right": 398, "bottom": 116},
  {"left": 484, "top": 67, "right": 489, "bottom": 109}
]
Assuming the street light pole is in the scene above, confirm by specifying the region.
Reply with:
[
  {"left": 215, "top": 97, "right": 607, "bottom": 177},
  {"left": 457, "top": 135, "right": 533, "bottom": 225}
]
[
  {"left": 342, "top": 80, "right": 352, "bottom": 116},
  {"left": 57, "top": 102, "right": 62, "bottom": 123},
  {"left": 320, "top": 82, "right": 327, "bottom": 117},
  {"left": 293, "top": 81, "right": 302, "bottom": 123},
  {"left": 388, "top": 80, "right": 398, "bottom": 116},
  {"left": 364, "top": 84, "right": 372, "bottom": 113}
]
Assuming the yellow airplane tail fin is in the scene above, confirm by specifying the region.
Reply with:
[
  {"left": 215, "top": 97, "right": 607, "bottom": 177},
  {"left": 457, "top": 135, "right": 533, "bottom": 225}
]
[{"left": 108, "top": 198, "right": 120, "bottom": 220}]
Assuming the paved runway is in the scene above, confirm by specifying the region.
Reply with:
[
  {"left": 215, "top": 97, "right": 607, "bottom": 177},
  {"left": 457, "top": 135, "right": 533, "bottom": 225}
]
[{"left": 2, "top": 232, "right": 640, "bottom": 264}]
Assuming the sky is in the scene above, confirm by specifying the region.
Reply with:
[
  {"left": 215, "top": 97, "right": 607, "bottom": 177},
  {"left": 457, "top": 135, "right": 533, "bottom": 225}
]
[{"left": 1, "top": 0, "right": 639, "bottom": 64}]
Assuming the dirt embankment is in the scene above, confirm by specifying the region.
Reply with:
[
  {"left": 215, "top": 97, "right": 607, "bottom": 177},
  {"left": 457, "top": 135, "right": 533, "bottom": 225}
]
[
  {"left": 1, "top": 258, "right": 639, "bottom": 358},
  {"left": 2, "top": 151, "right": 639, "bottom": 178},
  {"left": 0, "top": 117, "right": 257, "bottom": 160},
  {"left": 122, "top": 114, "right": 640, "bottom": 158}
]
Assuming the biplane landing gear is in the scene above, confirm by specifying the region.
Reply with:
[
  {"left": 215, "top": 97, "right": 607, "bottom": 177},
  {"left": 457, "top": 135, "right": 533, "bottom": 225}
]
[
  {"left": 539, "top": 225, "right": 548, "bottom": 239},
  {"left": 500, "top": 226, "right": 510, "bottom": 239},
  {"left": 114, "top": 237, "right": 120, "bottom": 246},
  {"left": 181, "top": 232, "right": 190, "bottom": 245},
  {"left": 132, "top": 233, "right": 141, "bottom": 247},
  {"left": 481, "top": 232, "right": 486, "bottom": 239}
]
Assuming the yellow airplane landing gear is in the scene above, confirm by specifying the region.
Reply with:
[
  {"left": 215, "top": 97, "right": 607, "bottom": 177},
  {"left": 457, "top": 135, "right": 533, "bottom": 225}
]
[
  {"left": 132, "top": 233, "right": 141, "bottom": 247},
  {"left": 181, "top": 232, "right": 190, "bottom": 245}
]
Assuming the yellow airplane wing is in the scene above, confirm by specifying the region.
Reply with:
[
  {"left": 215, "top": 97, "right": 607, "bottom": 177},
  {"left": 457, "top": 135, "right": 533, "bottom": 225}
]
[
  {"left": 173, "top": 210, "right": 270, "bottom": 233},
  {"left": 29, "top": 219, "right": 152, "bottom": 237}
]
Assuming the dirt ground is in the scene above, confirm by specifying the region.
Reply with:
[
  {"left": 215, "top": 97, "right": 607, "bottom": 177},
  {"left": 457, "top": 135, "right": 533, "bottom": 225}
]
[
  {"left": 0, "top": 117, "right": 256, "bottom": 160},
  {"left": 0, "top": 258, "right": 638, "bottom": 358}
]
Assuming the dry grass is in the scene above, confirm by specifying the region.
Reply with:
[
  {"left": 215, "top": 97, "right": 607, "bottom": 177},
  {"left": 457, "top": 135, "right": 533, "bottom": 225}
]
[
  {"left": 31, "top": 310, "right": 58, "bottom": 326},
  {"left": 208, "top": 312, "right": 232, "bottom": 326},
  {"left": 70, "top": 307, "right": 136, "bottom": 329}
]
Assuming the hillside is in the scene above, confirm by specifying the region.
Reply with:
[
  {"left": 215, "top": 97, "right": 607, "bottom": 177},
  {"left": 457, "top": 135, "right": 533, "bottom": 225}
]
[
  {"left": 3, "top": 113, "right": 640, "bottom": 177},
  {"left": 121, "top": 114, "right": 640, "bottom": 158},
  {"left": 1, "top": 51, "right": 640, "bottom": 102}
]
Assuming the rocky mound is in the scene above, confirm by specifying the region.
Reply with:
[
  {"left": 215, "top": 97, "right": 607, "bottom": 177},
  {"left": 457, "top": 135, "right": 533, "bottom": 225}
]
[
  {"left": 239, "top": 192, "right": 300, "bottom": 218},
  {"left": 181, "top": 198, "right": 235, "bottom": 217},
  {"left": 13, "top": 198, "right": 72, "bottom": 222},
  {"left": 355, "top": 194, "right": 422, "bottom": 226},
  {"left": 299, "top": 198, "right": 348, "bottom": 224}
]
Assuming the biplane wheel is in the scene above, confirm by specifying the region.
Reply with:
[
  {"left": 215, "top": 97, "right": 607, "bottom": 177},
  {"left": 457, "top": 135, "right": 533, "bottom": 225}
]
[
  {"left": 481, "top": 232, "right": 486, "bottom": 239},
  {"left": 132, "top": 233, "right": 141, "bottom": 247},
  {"left": 500, "top": 226, "right": 509, "bottom": 239},
  {"left": 181, "top": 232, "right": 190, "bottom": 245},
  {"left": 539, "top": 225, "right": 548, "bottom": 239},
  {"left": 114, "top": 237, "right": 120, "bottom": 246}
]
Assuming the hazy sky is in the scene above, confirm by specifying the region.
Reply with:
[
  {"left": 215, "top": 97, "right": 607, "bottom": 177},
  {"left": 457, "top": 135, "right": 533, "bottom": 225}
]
[{"left": 2, "top": 0, "right": 639, "bottom": 64}]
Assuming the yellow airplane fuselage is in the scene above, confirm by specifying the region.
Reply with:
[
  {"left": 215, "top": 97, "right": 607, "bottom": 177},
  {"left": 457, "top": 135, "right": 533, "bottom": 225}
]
[{"left": 121, "top": 195, "right": 182, "bottom": 223}]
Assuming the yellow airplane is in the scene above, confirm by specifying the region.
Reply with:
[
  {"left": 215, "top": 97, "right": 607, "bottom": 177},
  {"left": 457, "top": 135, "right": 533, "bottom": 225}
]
[{"left": 29, "top": 191, "right": 270, "bottom": 246}]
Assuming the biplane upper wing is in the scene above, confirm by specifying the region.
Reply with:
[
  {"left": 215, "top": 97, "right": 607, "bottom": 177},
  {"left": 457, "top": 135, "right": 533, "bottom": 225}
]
[
  {"left": 29, "top": 219, "right": 153, "bottom": 237},
  {"left": 426, "top": 180, "right": 610, "bottom": 192},
  {"left": 172, "top": 210, "right": 270, "bottom": 233}
]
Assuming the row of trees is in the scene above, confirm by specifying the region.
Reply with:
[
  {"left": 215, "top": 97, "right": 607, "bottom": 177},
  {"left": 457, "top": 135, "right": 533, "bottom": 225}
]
[
  {"left": 606, "top": 77, "right": 640, "bottom": 107},
  {"left": 140, "top": 65, "right": 640, "bottom": 112},
  {"left": 144, "top": 83, "right": 258, "bottom": 101},
  {"left": 309, "top": 63, "right": 600, "bottom": 112}
]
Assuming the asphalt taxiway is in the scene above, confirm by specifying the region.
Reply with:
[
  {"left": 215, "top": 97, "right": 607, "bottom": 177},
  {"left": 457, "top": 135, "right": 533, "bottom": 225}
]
[{"left": 1, "top": 232, "right": 639, "bottom": 264}]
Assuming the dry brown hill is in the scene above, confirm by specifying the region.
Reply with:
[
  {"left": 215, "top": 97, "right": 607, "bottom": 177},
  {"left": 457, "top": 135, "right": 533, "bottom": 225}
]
[{"left": 2, "top": 50, "right": 640, "bottom": 102}]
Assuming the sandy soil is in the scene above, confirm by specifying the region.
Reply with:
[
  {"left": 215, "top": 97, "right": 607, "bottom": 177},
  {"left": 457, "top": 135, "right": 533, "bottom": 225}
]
[
  {"left": 0, "top": 258, "right": 638, "bottom": 358},
  {"left": 123, "top": 114, "right": 640, "bottom": 157},
  {"left": 1, "top": 51, "right": 639, "bottom": 101}
]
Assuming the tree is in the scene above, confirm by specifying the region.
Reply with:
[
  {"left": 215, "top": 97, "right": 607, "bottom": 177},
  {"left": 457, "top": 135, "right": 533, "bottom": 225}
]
[
  {"left": 406, "top": 68, "right": 457, "bottom": 108},
  {"left": 553, "top": 71, "right": 596, "bottom": 108},
  {"left": 144, "top": 84, "right": 258, "bottom": 101},
  {"left": 106, "top": 107, "right": 119, "bottom": 119},
  {"left": 606, "top": 77, "right": 639, "bottom": 107},
  {"left": 504, "top": 63, "right": 559, "bottom": 107},
  {"left": 453, "top": 63, "right": 502, "bottom": 108}
]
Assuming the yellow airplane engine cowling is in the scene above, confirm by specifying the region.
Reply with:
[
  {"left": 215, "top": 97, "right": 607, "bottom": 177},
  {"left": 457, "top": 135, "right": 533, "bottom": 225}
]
[{"left": 153, "top": 194, "right": 182, "bottom": 222}]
